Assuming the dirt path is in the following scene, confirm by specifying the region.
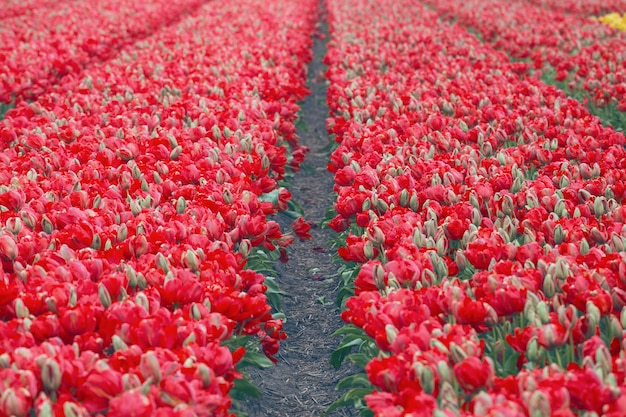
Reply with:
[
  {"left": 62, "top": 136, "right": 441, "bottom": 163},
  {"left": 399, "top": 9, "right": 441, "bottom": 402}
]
[{"left": 238, "top": 5, "right": 358, "bottom": 417}]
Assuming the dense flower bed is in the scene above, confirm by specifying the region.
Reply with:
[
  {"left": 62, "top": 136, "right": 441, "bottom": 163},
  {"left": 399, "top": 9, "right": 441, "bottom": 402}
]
[
  {"left": 325, "top": 0, "right": 626, "bottom": 415},
  {"left": 0, "top": 0, "right": 207, "bottom": 106},
  {"left": 526, "top": 0, "right": 626, "bottom": 16},
  {"left": 422, "top": 0, "right": 626, "bottom": 113},
  {"left": 0, "top": 0, "right": 62, "bottom": 21},
  {"left": 0, "top": 0, "right": 316, "bottom": 414}
]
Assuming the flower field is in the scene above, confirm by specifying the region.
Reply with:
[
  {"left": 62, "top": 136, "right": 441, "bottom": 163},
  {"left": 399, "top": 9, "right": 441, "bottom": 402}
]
[
  {"left": 4, "top": 0, "right": 626, "bottom": 415},
  {"left": 324, "top": 0, "right": 626, "bottom": 415},
  {"left": 0, "top": 0, "right": 316, "bottom": 414}
]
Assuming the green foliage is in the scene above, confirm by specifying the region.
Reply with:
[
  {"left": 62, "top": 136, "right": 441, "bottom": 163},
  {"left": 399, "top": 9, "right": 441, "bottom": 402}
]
[
  {"left": 324, "top": 325, "right": 379, "bottom": 417},
  {"left": 0, "top": 101, "right": 15, "bottom": 120}
]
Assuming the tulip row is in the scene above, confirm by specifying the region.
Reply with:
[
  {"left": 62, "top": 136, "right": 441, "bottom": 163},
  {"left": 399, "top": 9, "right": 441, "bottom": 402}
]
[
  {"left": 525, "top": 0, "right": 626, "bottom": 16},
  {"left": 0, "top": 0, "right": 316, "bottom": 415},
  {"left": 422, "top": 0, "right": 626, "bottom": 124},
  {"left": 0, "top": 0, "right": 63, "bottom": 21},
  {"left": 325, "top": 0, "right": 626, "bottom": 415},
  {"left": 0, "top": 0, "right": 207, "bottom": 108}
]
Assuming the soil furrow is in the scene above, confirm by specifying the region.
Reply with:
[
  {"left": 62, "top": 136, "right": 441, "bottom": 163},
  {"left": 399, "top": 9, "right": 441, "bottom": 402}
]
[{"left": 239, "top": 5, "right": 358, "bottom": 417}]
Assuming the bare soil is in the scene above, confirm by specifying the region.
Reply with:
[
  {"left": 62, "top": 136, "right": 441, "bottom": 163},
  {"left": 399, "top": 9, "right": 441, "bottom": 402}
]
[{"left": 238, "top": 6, "right": 359, "bottom": 417}]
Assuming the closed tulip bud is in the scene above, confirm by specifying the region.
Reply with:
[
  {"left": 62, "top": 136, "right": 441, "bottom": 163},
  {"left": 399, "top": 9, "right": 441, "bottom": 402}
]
[
  {"left": 0, "top": 234, "right": 18, "bottom": 261},
  {"left": 37, "top": 398, "right": 53, "bottom": 417},
  {"left": 191, "top": 303, "right": 202, "bottom": 320},
  {"left": 363, "top": 241, "right": 375, "bottom": 259},
  {"left": 126, "top": 266, "right": 137, "bottom": 288},
  {"left": 5, "top": 217, "right": 22, "bottom": 235},
  {"left": 169, "top": 145, "right": 182, "bottom": 160},
  {"left": 129, "top": 198, "right": 141, "bottom": 216},
  {"left": 502, "top": 195, "right": 514, "bottom": 216},
  {"left": 67, "top": 286, "right": 78, "bottom": 307},
  {"left": 14, "top": 298, "right": 28, "bottom": 319},
  {"left": 197, "top": 363, "right": 212, "bottom": 388},
  {"left": 0, "top": 353, "right": 10, "bottom": 368},
  {"left": 554, "top": 225, "right": 565, "bottom": 244},
  {"left": 20, "top": 210, "right": 36, "bottom": 229},
  {"left": 528, "top": 390, "right": 550, "bottom": 417},
  {"left": 399, "top": 189, "right": 409, "bottom": 207},
  {"left": 542, "top": 274, "right": 557, "bottom": 298},
  {"left": 122, "top": 373, "right": 142, "bottom": 391},
  {"left": 409, "top": 194, "right": 419, "bottom": 211},
  {"left": 112, "top": 335, "right": 129, "bottom": 352},
  {"left": 415, "top": 364, "right": 434, "bottom": 394},
  {"left": 98, "top": 284, "right": 112, "bottom": 309},
  {"left": 156, "top": 253, "right": 169, "bottom": 272},
  {"left": 1, "top": 388, "right": 28, "bottom": 417},
  {"left": 537, "top": 301, "right": 550, "bottom": 324},
  {"left": 140, "top": 351, "right": 161, "bottom": 383},
  {"left": 41, "top": 358, "right": 61, "bottom": 393},
  {"left": 63, "top": 402, "right": 82, "bottom": 417},
  {"left": 372, "top": 264, "right": 385, "bottom": 289},
  {"left": 386, "top": 271, "right": 400, "bottom": 290},
  {"left": 183, "top": 332, "right": 196, "bottom": 347},
  {"left": 594, "top": 197, "right": 605, "bottom": 217},
  {"left": 555, "top": 258, "right": 570, "bottom": 280},
  {"left": 238, "top": 239, "right": 251, "bottom": 258},
  {"left": 596, "top": 344, "right": 612, "bottom": 377},
  {"left": 136, "top": 292, "right": 149, "bottom": 313},
  {"left": 439, "top": 381, "right": 459, "bottom": 413},
  {"left": 185, "top": 250, "right": 199, "bottom": 273},
  {"left": 450, "top": 342, "right": 467, "bottom": 364},
  {"left": 586, "top": 301, "right": 601, "bottom": 331},
  {"left": 526, "top": 336, "right": 539, "bottom": 362},
  {"left": 385, "top": 324, "right": 398, "bottom": 344},
  {"left": 579, "top": 238, "right": 590, "bottom": 255},
  {"left": 176, "top": 197, "right": 186, "bottom": 214}
]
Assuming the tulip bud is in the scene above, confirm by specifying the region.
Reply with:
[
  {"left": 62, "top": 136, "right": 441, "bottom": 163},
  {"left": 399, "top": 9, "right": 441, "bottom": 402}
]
[
  {"left": 169, "top": 145, "right": 182, "bottom": 160},
  {"left": 136, "top": 292, "right": 149, "bottom": 313},
  {"left": 185, "top": 250, "right": 200, "bottom": 273},
  {"left": 372, "top": 264, "right": 385, "bottom": 289},
  {"left": 5, "top": 217, "right": 22, "bottom": 235},
  {"left": 579, "top": 238, "right": 590, "bottom": 255},
  {"left": 594, "top": 196, "right": 605, "bottom": 217},
  {"left": 112, "top": 335, "right": 129, "bottom": 352},
  {"left": 156, "top": 253, "right": 170, "bottom": 273},
  {"left": 66, "top": 287, "right": 77, "bottom": 309},
  {"left": 526, "top": 336, "right": 539, "bottom": 362},
  {"left": 41, "top": 358, "right": 61, "bottom": 393},
  {"left": 0, "top": 234, "right": 17, "bottom": 262},
  {"left": 553, "top": 225, "right": 565, "bottom": 244},
  {"left": 176, "top": 197, "right": 186, "bottom": 214},
  {"left": 0, "top": 353, "right": 10, "bottom": 368},
  {"left": 191, "top": 303, "right": 202, "bottom": 320},
  {"left": 63, "top": 402, "right": 82, "bottom": 417},
  {"left": 197, "top": 363, "right": 212, "bottom": 388},
  {"left": 363, "top": 241, "right": 375, "bottom": 259},
  {"left": 555, "top": 258, "right": 570, "bottom": 280},
  {"left": 140, "top": 351, "right": 161, "bottom": 383},
  {"left": 385, "top": 324, "right": 398, "bottom": 344},
  {"left": 222, "top": 189, "right": 233, "bottom": 205},
  {"left": 367, "top": 226, "right": 385, "bottom": 245},
  {"left": 416, "top": 364, "right": 434, "bottom": 394},
  {"left": 450, "top": 343, "right": 467, "bottom": 364},
  {"left": 542, "top": 274, "right": 557, "bottom": 299},
  {"left": 14, "top": 298, "right": 28, "bottom": 319},
  {"left": 183, "top": 332, "right": 196, "bottom": 347},
  {"left": 586, "top": 301, "right": 601, "bottom": 332},
  {"left": 399, "top": 189, "right": 409, "bottom": 207},
  {"left": 528, "top": 390, "right": 550, "bottom": 417},
  {"left": 126, "top": 265, "right": 138, "bottom": 288},
  {"left": 97, "top": 284, "right": 112, "bottom": 309},
  {"left": 409, "top": 194, "right": 419, "bottom": 211}
]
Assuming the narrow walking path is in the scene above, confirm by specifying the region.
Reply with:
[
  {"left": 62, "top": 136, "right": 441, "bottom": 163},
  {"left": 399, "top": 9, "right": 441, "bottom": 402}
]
[{"left": 239, "top": 5, "right": 357, "bottom": 417}]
